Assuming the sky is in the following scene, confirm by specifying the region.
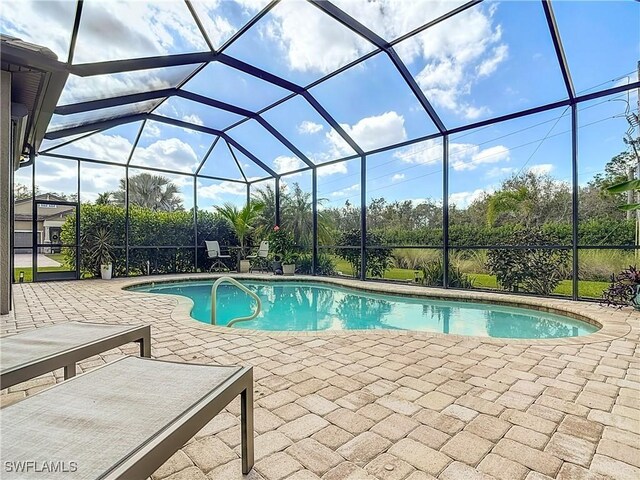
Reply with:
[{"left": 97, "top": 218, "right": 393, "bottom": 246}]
[{"left": 2, "top": 0, "right": 638, "bottom": 209}]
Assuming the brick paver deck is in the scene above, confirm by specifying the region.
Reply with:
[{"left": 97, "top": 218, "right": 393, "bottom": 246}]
[{"left": 1, "top": 274, "right": 638, "bottom": 479}]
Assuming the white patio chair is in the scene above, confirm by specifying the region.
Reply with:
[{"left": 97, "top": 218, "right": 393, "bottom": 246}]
[
  {"left": 247, "top": 241, "right": 269, "bottom": 272},
  {"left": 205, "top": 241, "right": 232, "bottom": 272}
]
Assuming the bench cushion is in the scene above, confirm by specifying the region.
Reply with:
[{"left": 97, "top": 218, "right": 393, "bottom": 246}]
[{"left": 1, "top": 356, "right": 241, "bottom": 479}]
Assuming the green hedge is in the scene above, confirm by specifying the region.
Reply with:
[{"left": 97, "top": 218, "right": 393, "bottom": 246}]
[
  {"left": 62, "top": 204, "right": 238, "bottom": 277},
  {"left": 372, "top": 219, "right": 634, "bottom": 247},
  {"left": 62, "top": 204, "right": 633, "bottom": 277}
]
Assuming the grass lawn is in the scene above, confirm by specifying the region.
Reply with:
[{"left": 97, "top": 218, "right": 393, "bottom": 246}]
[
  {"left": 332, "top": 258, "right": 608, "bottom": 299},
  {"left": 13, "top": 253, "right": 70, "bottom": 283}
]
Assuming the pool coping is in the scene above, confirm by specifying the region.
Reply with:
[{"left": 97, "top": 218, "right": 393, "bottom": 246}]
[{"left": 105, "top": 273, "right": 638, "bottom": 346}]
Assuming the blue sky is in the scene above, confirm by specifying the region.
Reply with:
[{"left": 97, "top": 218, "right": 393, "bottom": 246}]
[{"left": 2, "top": 0, "right": 638, "bottom": 209}]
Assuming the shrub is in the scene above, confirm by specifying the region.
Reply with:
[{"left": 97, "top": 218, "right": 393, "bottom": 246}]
[
  {"left": 62, "top": 204, "right": 237, "bottom": 277},
  {"left": 421, "top": 258, "right": 473, "bottom": 288},
  {"left": 601, "top": 266, "right": 640, "bottom": 308},
  {"left": 335, "top": 229, "right": 392, "bottom": 278},
  {"left": 374, "top": 220, "right": 634, "bottom": 247},
  {"left": 486, "top": 230, "right": 570, "bottom": 295},
  {"left": 296, "top": 253, "right": 337, "bottom": 276},
  {"left": 578, "top": 249, "right": 637, "bottom": 282},
  {"left": 392, "top": 248, "right": 440, "bottom": 270}
]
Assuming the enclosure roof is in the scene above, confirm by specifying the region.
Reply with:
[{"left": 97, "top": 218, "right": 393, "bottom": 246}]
[{"left": 1, "top": 0, "right": 638, "bottom": 183}]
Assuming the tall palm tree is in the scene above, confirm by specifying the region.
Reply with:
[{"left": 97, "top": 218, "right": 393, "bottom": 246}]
[
  {"left": 95, "top": 192, "right": 113, "bottom": 205},
  {"left": 282, "top": 183, "right": 333, "bottom": 246},
  {"left": 486, "top": 186, "right": 532, "bottom": 227},
  {"left": 113, "top": 173, "right": 183, "bottom": 211},
  {"left": 216, "top": 201, "right": 265, "bottom": 259}
]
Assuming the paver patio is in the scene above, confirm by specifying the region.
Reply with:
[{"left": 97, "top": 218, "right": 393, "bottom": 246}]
[{"left": 1, "top": 274, "right": 639, "bottom": 480}]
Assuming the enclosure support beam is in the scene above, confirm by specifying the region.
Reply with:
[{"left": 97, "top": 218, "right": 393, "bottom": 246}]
[
  {"left": 360, "top": 155, "right": 367, "bottom": 281},
  {"left": 75, "top": 159, "right": 81, "bottom": 280},
  {"left": 542, "top": 0, "right": 575, "bottom": 101},
  {"left": 443, "top": 136, "right": 450, "bottom": 289},
  {"left": 124, "top": 121, "right": 145, "bottom": 276},
  {"left": 125, "top": 165, "right": 130, "bottom": 276},
  {"left": 312, "top": 168, "right": 318, "bottom": 276},
  {"left": 275, "top": 177, "right": 281, "bottom": 226},
  {"left": 571, "top": 104, "right": 579, "bottom": 301},
  {"left": 194, "top": 176, "right": 199, "bottom": 272},
  {"left": 307, "top": 0, "right": 445, "bottom": 133}
]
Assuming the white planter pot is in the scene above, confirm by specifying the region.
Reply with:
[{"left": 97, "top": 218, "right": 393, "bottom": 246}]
[
  {"left": 100, "top": 264, "right": 113, "bottom": 280},
  {"left": 239, "top": 260, "right": 251, "bottom": 273},
  {"left": 282, "top": 264, "right": 295, "bottom": 276}
]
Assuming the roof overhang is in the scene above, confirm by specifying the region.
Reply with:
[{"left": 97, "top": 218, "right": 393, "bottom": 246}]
[{"left": 1, "top": 35, "right": 68, "bottom": 169}]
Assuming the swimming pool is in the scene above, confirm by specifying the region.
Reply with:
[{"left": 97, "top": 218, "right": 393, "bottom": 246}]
[{"left": 130, "top": 280, "right": 599, "bottom": 338}]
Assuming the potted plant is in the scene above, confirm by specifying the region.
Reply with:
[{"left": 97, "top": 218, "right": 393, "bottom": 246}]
[
  {"left": 216, "top": 201, "right": 265, "bottom": 273},
  {"left": 602, "top": 266, "right": 640, "bottom": 310},
  {"left": 282, "top": 251, "right": 298, "bottom": 276},
  {"left": 270, "top": 225, "right": 297, "bottom": 275},
  {"left": 87, "top": 227, "right": 114, "bottom": 280}
]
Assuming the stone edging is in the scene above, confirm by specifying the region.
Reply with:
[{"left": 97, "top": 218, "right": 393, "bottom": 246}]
[{"left": 104, "top": 273, "right": 636, "bottom": 346}]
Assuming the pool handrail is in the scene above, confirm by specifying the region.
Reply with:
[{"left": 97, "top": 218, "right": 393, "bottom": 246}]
[{"left": 211, "top": 277, "right": 262, "bottom": 327}]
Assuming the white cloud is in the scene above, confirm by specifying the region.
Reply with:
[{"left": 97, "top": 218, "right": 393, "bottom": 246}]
[
  {"left": 263, "top": 0, "right": 372, "bottom": 74},
  {"left": 463, "top": 105, "right": 490, "bottom": 121},
  {"left": 331, "top": 184, "right": 360, "bottom": 198},
  {"left": 0, "top": 1, "right": 77, "bottom": 60},
  {"left": 58, "top": 132, "right": 133, "bottom": 162},
  {"left": 528, "top": 163, "right": 554, "bottom": 175},
  {"left": 198, "top": 180, "right": 246, "bottom": 202},
  {"left": 396, "top": 4, "right": 508, "bottom": 119},
  {"left": 72, "top": 1, "right": 207, "bottom": 63},
  {"left": 477, "top": 44, "right": 509, "bottom": 77},
  {"left": 327, "top": 112, "right": 407, "bottom": 156},
  {"left": 190, "top": 0, "right": 238, "bottom": 48},
  {"left": 60, "top": 69, "right": 190, "bottom": 105},
  {"left": 298, "top": 120, "right": 324, "bottom": 134},
  {"left": 273, "top": 155, "right": 304, "bottom": 174},
  {"left": 143, "top": 123, "right": 161, "bottom": 138},
  {"left": 486, "top": 166, "right": 516, "bottom": 178},
  {"left": 317, "top": 162, "right": 348, "bottom": 177},
  {"left": 132, "top": 138, "right": 200, "bottom": 173},
  {"left": 391, "top": 173, "right": 405, "bottom": 182},
  {"left": 449, "top": 188, "right": 492, "bottom": 208},
  {"left": 395, "top": 139, "right": 509, "bottom": 171},
  {"left": 183, "top": 114, "right": 204, "bottom": 126},
  {"left": 450, "top": 144, "right": 510, "bottom": 171},
  {"left": 394, "top": 138, "right": 441, "bottom": 165}
]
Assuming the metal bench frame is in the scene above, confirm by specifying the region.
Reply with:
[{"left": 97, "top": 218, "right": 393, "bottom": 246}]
[
  {"left": 1, "top": 357, "right": 254, "bottom": 478},
  {"left": 0, "top": 322, "right": 151, "bottom": 389}
]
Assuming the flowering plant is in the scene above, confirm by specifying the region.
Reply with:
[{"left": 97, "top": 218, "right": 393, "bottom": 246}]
[
  {"left": 269, "top": 225, "right": 298, "bottom": 263},
  {"left": 602, "top": 265, "right": 640, "bottom": 309}
]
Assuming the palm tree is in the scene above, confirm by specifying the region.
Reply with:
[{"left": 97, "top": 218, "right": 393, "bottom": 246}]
[
  {"left": 216, "top": 201, "right": 265, "bottom": 260},
  {"left": 282, "top": 183, "right": 333, "bottom": 246},
  {"left": 486, "top": 186, "right": 532, "bottom": 227},
  {"left": 252, "top": 184, "right": 277, "bottom": 236},
  {"left": 95, "top": 192, "right": 113, "bottom": 205},
  {"left": 113, "top": 173, "right": 183, "bottom": 211}
]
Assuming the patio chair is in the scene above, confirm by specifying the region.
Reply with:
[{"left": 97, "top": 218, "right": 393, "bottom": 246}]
[
  {"left": 0, "top": 322, "right": 151, "bottom": 390},
  {"left": 206, "top": 240, "right": 232, "bottom": 272},
  {"left": 247, "top": 241, "right": 269, "bottom": 272},
  {"left": 0, "top": 356, "right": 254, "bottom": 479}
]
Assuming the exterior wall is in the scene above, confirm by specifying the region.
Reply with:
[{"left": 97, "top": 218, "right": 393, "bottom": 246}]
[{"left": 0, "top": 70, "right": 11, "bottom": 314}]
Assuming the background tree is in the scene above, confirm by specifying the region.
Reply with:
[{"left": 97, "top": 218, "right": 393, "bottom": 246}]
[
  {"left": 95, "top": 192, "right": 113, "bottom": 205},
  {"left": 113, "top": 173, "right": 183, "bottom": 211},
  {"left": 216, "top": 201, "right": 265, "bottom": 260}
]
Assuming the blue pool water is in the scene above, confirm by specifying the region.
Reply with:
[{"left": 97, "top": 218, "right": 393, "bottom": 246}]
[{"left": 130, "top": 281, "right": 598, "bottom": 338}]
